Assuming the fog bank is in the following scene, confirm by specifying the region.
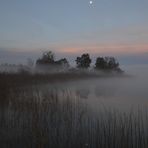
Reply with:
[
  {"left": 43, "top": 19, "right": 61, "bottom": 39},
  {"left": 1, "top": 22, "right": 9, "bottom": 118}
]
[{"left": 47, "top": 64, "right": 148, "bottom": 111}]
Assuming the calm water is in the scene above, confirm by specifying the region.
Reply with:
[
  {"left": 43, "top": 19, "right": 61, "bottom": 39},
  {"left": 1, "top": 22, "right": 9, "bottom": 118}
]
[{"left": 45, "top": 65, "right": 148, "bottom": 111}]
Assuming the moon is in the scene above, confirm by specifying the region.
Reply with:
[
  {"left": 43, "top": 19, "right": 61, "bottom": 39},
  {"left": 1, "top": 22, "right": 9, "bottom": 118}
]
[{"left": 89, "top": 1, "right": 93, "bottom": 5}]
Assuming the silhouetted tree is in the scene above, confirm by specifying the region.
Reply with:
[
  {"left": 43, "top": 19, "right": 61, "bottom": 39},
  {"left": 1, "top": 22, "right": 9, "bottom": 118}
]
[
  {"left": 106, "top": 57, "right": 119, "bottom": 69},
  {"left": 95, "top": 57, "right": 107, "bottom": 70},
  {"left": 76, "top": 53, "right": 91, "bottom": 69},
  {"left": 95, "top": 56, "right": 122, "bottom": 72},
  {"left": 36, "top": 51, "right": 55, "bottom": 65},
  {"left": 36, "top": 51, "right": 70, "bottom": 71},
  {"left": 55, "top": 58, "right": 69, "bottom": 68}
]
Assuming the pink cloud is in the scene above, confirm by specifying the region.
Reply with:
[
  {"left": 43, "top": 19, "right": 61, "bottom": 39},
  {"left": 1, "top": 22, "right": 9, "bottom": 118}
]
[{"left": 56, "top": 43, "right": 148, "bottom": 55}]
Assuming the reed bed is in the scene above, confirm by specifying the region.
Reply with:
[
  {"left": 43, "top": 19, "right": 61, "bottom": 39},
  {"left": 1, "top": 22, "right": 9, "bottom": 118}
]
[{"left": 0, "top": 73, "right": 147, "bottom": 148}]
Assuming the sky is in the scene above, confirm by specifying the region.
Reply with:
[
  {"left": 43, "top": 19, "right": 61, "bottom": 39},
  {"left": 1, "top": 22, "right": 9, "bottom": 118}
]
[{"left": 0, "top": 0, "right": 148, "bottom": 64}]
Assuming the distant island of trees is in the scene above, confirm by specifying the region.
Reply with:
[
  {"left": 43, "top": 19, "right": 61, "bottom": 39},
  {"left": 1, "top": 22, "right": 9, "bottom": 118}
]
[{"left": 36, "top": 51, "right": 123, "bottom": 73}]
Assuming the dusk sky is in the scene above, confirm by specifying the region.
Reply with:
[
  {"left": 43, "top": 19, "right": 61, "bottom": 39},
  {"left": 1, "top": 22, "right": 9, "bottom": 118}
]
[{"left": 0, "top": 0, "right": 148, "bottom": 64}]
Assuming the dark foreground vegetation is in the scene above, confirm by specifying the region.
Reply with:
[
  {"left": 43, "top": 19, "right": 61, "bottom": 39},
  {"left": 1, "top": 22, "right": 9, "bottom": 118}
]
[
  {"left": 0, "top": 70, "right": 125, "bottom": 88},
  {"left": 0, "top": 72, "right": 147, "bottom": 148}
]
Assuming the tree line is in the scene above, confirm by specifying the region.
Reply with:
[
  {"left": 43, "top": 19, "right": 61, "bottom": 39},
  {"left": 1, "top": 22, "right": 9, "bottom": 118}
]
[{"left": 36, "top": 51, "right": 123, "bottom": 73}]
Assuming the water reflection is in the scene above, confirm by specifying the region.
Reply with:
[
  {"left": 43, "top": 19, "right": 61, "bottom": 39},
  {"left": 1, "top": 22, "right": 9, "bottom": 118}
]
[
  {"left": 45, "top": 65, "right": 148, "bottom": 111},
  {"left": 76, "top": 88, "right": 90, "bottom": 99},
  {"left": 94, "top": 85, "right": 116, "bottom": 98}
]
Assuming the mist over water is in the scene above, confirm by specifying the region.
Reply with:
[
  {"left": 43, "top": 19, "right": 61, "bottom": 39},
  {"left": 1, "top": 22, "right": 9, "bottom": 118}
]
[
  {"left": 1, "top": 64, "right": 148, "bottom": 147},
  {"left": 47, "top": 64, "right": 148, "bottom": 111}
]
